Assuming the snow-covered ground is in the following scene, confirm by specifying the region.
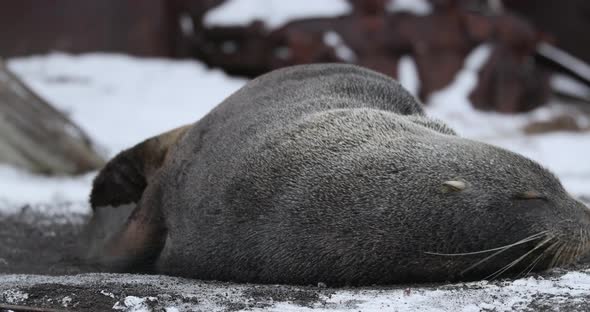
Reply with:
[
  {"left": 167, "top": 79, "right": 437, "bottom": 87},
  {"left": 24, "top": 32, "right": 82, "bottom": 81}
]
[
  {"left": 1, "top": 48, "right": 590, "bottom": 311},
  {"left": 2, "top": 269, "right": 590, "bottom": 312}
]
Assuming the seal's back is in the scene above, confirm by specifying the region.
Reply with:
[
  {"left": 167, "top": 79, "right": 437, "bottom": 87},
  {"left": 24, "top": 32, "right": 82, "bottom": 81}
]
[{"left": 154, "top": 64, "right": 437, "bottom": 283}]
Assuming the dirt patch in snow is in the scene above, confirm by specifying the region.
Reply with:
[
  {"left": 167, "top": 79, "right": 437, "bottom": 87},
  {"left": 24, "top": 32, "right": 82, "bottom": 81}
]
[{"left": 0, "top": 206, "right": 91, "bottom": 276}]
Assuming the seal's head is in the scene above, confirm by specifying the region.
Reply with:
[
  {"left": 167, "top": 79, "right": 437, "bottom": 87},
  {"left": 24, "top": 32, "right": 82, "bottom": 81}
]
[{"left": 403, "top": 125, "right": 590, "bottom": 280}]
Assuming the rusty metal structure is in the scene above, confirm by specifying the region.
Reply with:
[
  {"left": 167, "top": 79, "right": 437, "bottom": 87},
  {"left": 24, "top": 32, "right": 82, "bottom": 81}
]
[{"left": 0, "top": 0, "right": 588, "bottom": 113}]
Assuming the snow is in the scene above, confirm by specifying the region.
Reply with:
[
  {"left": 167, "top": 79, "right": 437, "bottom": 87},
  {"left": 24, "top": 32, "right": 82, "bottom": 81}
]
[
  {"left": 0, "top": 164, "right": 93, "bottom": 213},
  {"left": 552, "top": 73, "right": 590, "bottom": 99},
  {"left": 203, "top": 0, "right": 434, "bottom": 29},
  {"left": 323, "top": 32, "right": 357, "bottom": 62},
  {"left": 387, "top": 0, "right": 432, "bottom": 15},
  {"left": 113, "top": 296, "right": 156, "bottom": 312},
  {"left": 0, "top": 289, "right": 29, "bottom": 304},
  {"left": 101, "top": 290, "right": 116, "bottom": 299},
  {"left": 538, "top": 42, "right": 590, "bottom": 84},
  {"left": 204, "top": 0, "right": 352, "bottom": 29},
  {"left": 397, "top": 55, "right": 420, "bottom": 97},
  {"left": 61, "top": 296, "right": 73, "bottom": 308},
  {"left": 270, "top": 271, "right": 590, "bottom": 311}
]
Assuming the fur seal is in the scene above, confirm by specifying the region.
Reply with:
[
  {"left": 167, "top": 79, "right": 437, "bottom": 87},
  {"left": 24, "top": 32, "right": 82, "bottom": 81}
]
[{"left": 84, "top": 64, "right": 590, "bottom": 285}]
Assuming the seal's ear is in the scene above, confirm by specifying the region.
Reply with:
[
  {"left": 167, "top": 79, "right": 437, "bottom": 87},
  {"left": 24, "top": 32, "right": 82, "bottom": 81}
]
[
  {"left": 441, "top": 180, "right": 467, "bottom": 193},
  {"left": 89, "top": 124, "right": 191, "bottom": 209}
]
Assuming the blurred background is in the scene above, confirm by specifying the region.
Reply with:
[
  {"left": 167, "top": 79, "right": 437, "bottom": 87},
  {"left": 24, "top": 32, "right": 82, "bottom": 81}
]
[{"left": 0, "top": 0, "right": 589, "bottom": 212}]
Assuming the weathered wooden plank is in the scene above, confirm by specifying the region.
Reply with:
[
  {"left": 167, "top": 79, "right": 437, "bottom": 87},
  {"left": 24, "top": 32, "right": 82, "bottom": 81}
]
[{"left": 0, "top": 60, "right": 105, "bottom": 175}]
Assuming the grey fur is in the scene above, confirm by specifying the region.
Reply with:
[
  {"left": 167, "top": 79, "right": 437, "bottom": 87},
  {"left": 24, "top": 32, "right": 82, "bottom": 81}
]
[{"left": 89, "top": 64, "right": 590, "bottom": 285}]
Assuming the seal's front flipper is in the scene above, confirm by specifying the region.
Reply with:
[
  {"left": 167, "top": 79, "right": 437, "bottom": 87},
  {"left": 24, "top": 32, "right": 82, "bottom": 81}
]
[
  {"left": 86, "top": 184, "right": 166, "bottom": 272},
  {"left": 82, "top": 125, "right": 190, "bottom": 272}
]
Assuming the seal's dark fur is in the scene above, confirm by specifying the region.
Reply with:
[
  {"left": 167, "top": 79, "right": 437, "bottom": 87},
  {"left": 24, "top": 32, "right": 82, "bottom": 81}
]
[{"left": 87, "top": 64, "right": 590, "bottom": 285}]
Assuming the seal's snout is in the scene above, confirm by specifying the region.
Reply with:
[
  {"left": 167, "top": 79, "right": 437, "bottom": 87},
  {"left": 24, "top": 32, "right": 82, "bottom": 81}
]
[
  {"left": 573, "top": 200, "right": 590, "bottom": 255},
  {"left": 541, "top": 199, "right": 590, "bottom": 268},
  {"left": 567, "top": 199, "right": 590, "bottom": 231},
  {"left": 498, "top": 193, "right": 590, "bottom": 274},
  {"left": 580, "top": 201, "right": 590, "bottom": 258}
]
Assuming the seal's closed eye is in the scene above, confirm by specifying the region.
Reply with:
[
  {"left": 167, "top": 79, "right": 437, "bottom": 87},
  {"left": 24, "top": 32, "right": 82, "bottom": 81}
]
[{"left": 514, "top": 191, "right": 548, "bottom": 201}]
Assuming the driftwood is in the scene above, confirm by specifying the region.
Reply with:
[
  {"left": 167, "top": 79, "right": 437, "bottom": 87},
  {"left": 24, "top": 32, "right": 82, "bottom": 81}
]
[{"left": 0, "top": 60, "right": 105, "bottom": 175}]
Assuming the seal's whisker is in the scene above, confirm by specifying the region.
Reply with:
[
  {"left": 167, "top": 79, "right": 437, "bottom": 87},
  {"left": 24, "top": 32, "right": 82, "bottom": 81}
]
[
  {"left": 541, "top": 241, "right": 560, "bottom": 263},
  {"left": 485, "top": 259, "right": 520, "bottom": 281},
  {"left": 584, "top": 228, "right": 590, "bottom": 257},
  {"left": 484, "top": 236, "right": 552, "bottom": 281},
  {"left": 459, "top": 247, "right": 513, "bottom": 275},
  {"left": 578, "top": 227, "right": 588, "bottom": 260},
  {"left": 583, "top": 229, "right": 588, "bottom": 256},
  {"left": 518, "top": 236, "right": 557, "bottom": 277},
  {"left": 583, "top": 228, "right": 589, "bottom": 253},
  {"left": 565, "top": 230, "right": 584, "bottom": 265},
  {"left": 548, "top": 242, "right": 562, "bottom": 268},
  {"left": 549, "top": 240, "right": 568, "bottom": 268},
  {"left": 558, "top": 244, "right": 573, "bottom": 266},
  {"left": 572, "top": 229, "right": 583, "bottom": 263},
  {"left": 521, "top": 250, "right": 548, "bottom": 277},
  {"left": 426, "top": 231, "right": 548, "bottom": 257},
  {"left": 557, "top": 240, "right": 574, "bottom": 266},
  {"left": 458, "top": 232, "right": 549, "bottom": 276},
  {"left": 581, "top": 228, "right": 587, "bottom": 259}
]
